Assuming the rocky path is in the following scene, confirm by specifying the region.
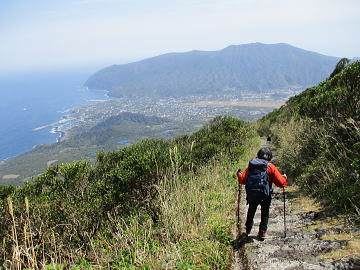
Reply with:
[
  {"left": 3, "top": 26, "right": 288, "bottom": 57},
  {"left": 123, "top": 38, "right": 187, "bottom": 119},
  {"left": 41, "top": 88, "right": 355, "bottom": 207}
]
[
  {"left": 233, "top": 185, "right": 360, "bottom": 270},
  {"left": 232, "top": 141, "right": 360, "bottom": 270}
]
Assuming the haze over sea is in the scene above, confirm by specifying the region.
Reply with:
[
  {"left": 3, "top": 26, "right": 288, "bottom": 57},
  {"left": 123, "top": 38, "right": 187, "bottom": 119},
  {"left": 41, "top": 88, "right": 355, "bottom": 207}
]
[{"left": 0, "top": 69, "right": 109, "bottom": 161}]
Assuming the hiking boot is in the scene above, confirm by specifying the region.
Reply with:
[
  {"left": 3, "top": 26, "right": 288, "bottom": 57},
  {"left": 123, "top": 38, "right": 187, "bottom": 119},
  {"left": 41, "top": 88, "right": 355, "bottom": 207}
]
[
  {"left": 246, "top": 226, "right": 252, "bottom": 235},
  {"left": 258, "top": 230, "right": 266, "bottom": 241},
  {"left": 240, "top": 232, "right": 248, "bottom": 238}
]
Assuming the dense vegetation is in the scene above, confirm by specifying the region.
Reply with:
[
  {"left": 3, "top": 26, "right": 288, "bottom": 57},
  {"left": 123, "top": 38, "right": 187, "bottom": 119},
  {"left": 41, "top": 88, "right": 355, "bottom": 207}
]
[
  {"left": 256, "top": 60, "right": 360, "bottom": 217},
  {"left": 85, "top": 43, "right": 338, "bottom": 97},
  {"left": 0, "top": 116, "right": 258, "bottom": 269}
]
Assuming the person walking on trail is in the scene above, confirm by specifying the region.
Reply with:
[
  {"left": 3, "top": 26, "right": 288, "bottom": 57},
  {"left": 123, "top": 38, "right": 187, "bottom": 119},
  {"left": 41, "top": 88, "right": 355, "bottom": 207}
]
[{"left": 237, "top": 147, "right": 287, "bottom": 240}]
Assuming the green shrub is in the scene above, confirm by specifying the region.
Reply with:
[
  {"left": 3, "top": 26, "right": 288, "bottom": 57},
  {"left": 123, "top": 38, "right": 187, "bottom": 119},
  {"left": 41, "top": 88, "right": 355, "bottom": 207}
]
[
  {"left": 258, "top": 61, "right": 360, "bottom": 217},
  {"left": 0, "top": 115, "right": 256, "bottom": 268}
]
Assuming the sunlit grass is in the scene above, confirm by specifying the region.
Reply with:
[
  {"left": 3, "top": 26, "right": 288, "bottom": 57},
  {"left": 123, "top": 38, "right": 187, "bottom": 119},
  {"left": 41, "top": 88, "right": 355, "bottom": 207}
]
[
  {"left": 291, "top": 196, "right": 322, "bottom": 214},
  {"left": 318, "top": 238, "right": 360, "bottom": 262},
  {"left": 0, "top": 117, "right": 260, "bottom": 268}
]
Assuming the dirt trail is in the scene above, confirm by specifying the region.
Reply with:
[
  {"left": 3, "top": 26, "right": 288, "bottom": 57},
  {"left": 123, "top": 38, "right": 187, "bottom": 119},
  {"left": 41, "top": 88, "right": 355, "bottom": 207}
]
[{"left": 232, "top": 140, "right": 360, "bottom": 270}]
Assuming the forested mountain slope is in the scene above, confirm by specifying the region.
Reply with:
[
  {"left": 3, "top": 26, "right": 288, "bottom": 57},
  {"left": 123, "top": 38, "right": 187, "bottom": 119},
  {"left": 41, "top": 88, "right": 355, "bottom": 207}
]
[
  {"left": 256, "top": 60, "right": 360, "bottom": 215},
  {"left": 85, "top": 43, "right": 339, "bottom": 97}
]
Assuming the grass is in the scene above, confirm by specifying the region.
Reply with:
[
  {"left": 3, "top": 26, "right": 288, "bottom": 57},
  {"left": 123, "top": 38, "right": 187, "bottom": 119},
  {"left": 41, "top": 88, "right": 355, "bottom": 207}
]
[
  {"left": 71, "top": 163, "right": 239, "bottom": 269},
  {"left": 291, "top": 196, "right": 322, "bottom": 214},
  {"left": 1, "top": 136, "right": 261, "bottom": 269},
  {"left": 318, "top": 238, "right": 360, "bottom": 262},
  {"left": 317, "top": 220, "right": 360, "bottom": 262},
  {"left": 299, "top": 216, "right": 349, "bottom": 232},
  {"left": 321, "top": 232, "right": 360, "bottom": 241},
  {"left": 134, "top": 162, "right": 244, "bottom": 269},
  {"left": 287, "top": 186, "right": 360, "bottom": 263}
]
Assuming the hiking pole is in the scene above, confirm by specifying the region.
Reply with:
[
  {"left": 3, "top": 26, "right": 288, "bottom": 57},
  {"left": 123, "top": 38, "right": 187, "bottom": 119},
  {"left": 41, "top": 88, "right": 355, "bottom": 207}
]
[
  {"left": 236, "top": 183, "right": 241, "bottom": 231},
  {"left": 282, "top": 170, "right": 287, "bottom": 238},
  {"left": 236, "top": 170, "right": 241, "bottom": 232},
  {"left": 283, "top": 187, "right": 286, "bottom": 238}
]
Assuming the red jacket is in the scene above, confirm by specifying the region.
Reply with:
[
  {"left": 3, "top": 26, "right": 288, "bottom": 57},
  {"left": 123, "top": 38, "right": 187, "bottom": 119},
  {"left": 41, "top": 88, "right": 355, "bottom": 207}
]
[{"left": 237, "top": 161, "right": 287, "bottom": 188}]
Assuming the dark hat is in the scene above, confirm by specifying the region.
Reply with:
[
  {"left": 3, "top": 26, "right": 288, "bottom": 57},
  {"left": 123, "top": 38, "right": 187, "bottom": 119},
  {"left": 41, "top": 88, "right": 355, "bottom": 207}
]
[{"left": 257, "top": 147, "right": 272, "bottom": 161}]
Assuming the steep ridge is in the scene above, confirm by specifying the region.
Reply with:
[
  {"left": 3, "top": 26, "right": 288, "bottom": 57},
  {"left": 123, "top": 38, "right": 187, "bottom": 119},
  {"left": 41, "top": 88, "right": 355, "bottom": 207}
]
[
  {"left": 256, "top": 60, "right": 359, "bottom": 216},
  {"left": 85, "top": 43, "right": 339, "bottom": 97}
]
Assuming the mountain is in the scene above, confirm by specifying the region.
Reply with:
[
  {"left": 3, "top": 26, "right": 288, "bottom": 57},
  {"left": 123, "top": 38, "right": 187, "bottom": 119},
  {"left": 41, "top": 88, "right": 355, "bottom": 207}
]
[{"left": 85, "top": 43, "right": 339, "bottom": 97}]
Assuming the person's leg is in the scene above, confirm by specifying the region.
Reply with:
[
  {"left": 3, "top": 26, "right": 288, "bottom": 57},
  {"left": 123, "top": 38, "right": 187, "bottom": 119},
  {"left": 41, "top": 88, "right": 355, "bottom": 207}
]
[
  {"left": 245, "top": 192, "right": 262, "bottom": 234},
  {"left": 259, "top": 195, "right": 272, "bottom": 232},
  {"left": 245, "top": 202, "right": 258, "bottom": 231}
]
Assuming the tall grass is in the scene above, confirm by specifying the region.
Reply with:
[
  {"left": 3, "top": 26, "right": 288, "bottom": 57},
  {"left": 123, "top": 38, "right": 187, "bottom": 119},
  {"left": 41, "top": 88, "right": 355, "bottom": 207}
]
[
  {"left": 104, "top": 163, "right": 237, "bottom": 269},
  {"left": 1, "top": 161, "right": 252, "bottom": 269},
  {"left": 1, "top": 137, "right": 260, "bottom": 269},
  {"left": 0, "top": 116, "right": 259, "bottom": 268},
  {"left": 270, "top": 117, "right": 360, "bottom": 217}
]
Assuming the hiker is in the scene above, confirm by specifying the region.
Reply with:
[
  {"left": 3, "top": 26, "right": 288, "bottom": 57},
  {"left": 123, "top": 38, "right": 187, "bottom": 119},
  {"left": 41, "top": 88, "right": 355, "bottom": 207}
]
[
  {"left": 266, "top": 135, "right": 271, "bottom": 142},
  {"left": 237, "top": 147, "right": 287, "bottom": 240}
]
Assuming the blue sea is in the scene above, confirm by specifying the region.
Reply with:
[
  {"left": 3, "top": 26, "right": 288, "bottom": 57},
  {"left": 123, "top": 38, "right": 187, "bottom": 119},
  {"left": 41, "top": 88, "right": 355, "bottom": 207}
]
[{"left": 0, "top": 68, "right": 109, "bottom": 161}]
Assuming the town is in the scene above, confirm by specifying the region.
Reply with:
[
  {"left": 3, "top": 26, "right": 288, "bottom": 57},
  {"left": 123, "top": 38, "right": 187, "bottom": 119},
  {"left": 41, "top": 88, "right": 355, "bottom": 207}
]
[{"left": 59, "top": 89, "right": 298, "bottom": 139}]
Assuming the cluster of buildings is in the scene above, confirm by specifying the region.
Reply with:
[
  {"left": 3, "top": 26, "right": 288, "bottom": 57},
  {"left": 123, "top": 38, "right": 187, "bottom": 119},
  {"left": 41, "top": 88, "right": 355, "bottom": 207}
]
[{"left": 60, "top": 91, "right": 294, "bottom": 139}]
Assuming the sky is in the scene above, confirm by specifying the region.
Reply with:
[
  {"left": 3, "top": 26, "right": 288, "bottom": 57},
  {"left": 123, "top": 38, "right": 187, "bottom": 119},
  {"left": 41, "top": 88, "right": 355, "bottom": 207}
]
[{"left": 1, "top": 0, "right": 359, "bottom": 71}]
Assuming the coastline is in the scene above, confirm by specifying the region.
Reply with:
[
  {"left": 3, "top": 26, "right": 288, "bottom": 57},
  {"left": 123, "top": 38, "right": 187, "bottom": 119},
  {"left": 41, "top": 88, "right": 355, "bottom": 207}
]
[
  {"left": 56, "top": 131, "right": 65, "bottom": 143},
  {"left": 34, "top": 117, "right": 76, "bottom": 132},
  {"left": 0, "top": 69, "right": 112, "bottom": 162},
  {"left": 49, "top": 89, "right": 111, "bottom": 143},
  {"left": 33, "top": 89, "right": 111, "bottom": 145},
  {"left": 1, "top": 89, "right": 111, "bottom": 162}
]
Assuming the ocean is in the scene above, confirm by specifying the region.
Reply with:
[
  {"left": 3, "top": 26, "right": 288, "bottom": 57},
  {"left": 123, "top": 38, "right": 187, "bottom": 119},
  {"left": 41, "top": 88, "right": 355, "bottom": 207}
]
[{"left": 0, "top": 68, "right": 109, "bottom": 161}]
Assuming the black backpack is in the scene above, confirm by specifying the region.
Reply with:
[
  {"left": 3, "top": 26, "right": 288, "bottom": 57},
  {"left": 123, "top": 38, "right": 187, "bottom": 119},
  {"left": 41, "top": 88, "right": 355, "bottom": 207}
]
[{"left": 245, "top": 158, "right": 272, "bottom": 196}]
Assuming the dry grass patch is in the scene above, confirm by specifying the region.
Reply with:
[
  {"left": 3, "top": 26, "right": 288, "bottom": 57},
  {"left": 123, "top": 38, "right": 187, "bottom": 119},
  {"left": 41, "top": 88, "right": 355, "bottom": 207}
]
[
  {"left": 318, "top": 238, "right": 360, "bottom": 262},
  {"left": 288, "top": 189, "right": 360, "bottom": 263},
  {"left": 320, "top": 229, "right": 360, "bottom": 260},
  {"left": 301, "top": 216, "right": 347, "bottom": 232},
  {"left": 285, "top": 185, "right": 300, "bottom": 193},
  {"left": 321, "top": 232, "right": 360, "bottom": 241},
  {"left": 291, "top": 196, "right": 322, "bottom": 214}
]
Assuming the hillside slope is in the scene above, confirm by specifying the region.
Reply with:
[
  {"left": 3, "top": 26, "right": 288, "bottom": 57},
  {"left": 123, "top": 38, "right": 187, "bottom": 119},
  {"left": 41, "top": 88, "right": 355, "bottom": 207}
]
[
  {"left": 85, "top": 43, "right": 339, "bottom": 97},
  {"left": 0, "top": 116, "right": 258, "bottom": 268},
  {"left": 256, "top": 60, "right": 360, "bottom": 216}
]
